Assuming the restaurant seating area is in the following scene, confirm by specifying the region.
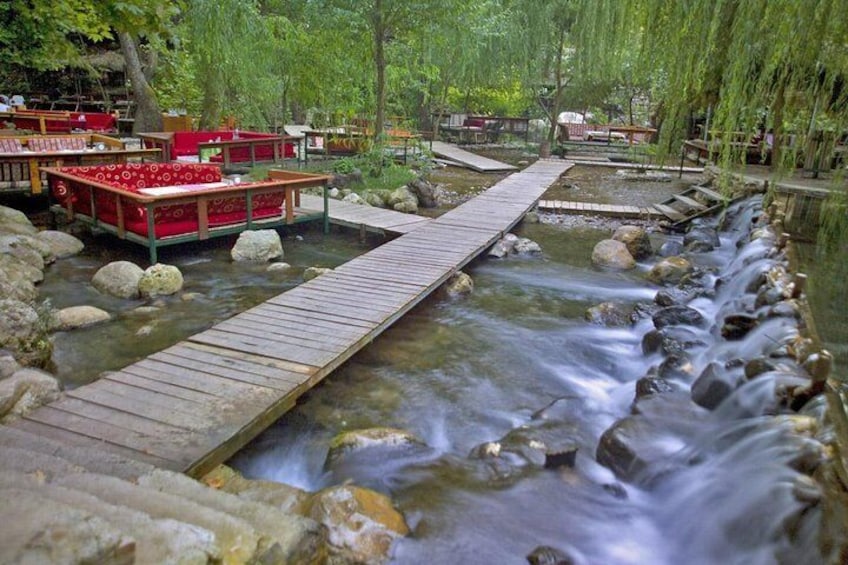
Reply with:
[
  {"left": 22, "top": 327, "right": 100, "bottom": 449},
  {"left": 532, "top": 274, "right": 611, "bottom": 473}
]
[{"left": 46, "top": 162, "right": 329, "bottom": 263}]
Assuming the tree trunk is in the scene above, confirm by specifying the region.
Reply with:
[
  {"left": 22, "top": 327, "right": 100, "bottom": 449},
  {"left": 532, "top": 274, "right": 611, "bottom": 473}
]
[
  {"left": 547, "top": 27, "right": 567, "bottom": 145},
  {"left": 373, "top": 0, "right": 386, "bottom": 140},
  {"left": 118, "top": 32, "right": 163, "bottom": 134}
]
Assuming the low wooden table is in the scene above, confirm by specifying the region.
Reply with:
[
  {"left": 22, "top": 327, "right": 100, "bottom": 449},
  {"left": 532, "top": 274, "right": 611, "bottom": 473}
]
[{"left": 0, "top": 147, "right": 162, "bottom": 195}]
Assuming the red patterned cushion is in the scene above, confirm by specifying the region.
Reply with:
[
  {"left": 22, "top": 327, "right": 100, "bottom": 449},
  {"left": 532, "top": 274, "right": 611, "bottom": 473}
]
[{"left": 0, "top": 138, "right": 23, "bottom": 153}]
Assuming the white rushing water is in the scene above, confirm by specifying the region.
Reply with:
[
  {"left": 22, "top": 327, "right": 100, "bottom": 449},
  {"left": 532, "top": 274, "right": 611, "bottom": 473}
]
[{"left": 232, "top": 198, "right": 825, "bottom": 564}]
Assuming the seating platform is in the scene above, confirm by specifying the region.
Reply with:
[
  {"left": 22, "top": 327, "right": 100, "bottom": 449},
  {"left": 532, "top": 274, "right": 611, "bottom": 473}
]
[{"left": 45, "top": 162, "right": 330, "bottom": 263}]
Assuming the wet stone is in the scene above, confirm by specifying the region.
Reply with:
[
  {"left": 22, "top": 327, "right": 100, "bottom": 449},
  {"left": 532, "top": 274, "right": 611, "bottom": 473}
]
[
  {"left": 721, "top": 314, "right": 759, "bottom": 340},
  {"left": 656, "top": 354, "right": 694, "bottom": 380},
  {"left": 691, "top": 362, "right": 741, "bottom": 410},
  {"left": 635, "top": 375, "right": 676, "bottom": 400},
  {"left": 641, "top": 329, "right": 663, "bottom": 355},
  {"left": 659, "top": 240, "right": 684, "bottom": 257},
  {"left": 745, "top": 357, "right": 778, "bottom": 380},
  {"left": 526, "top": 545, "right": 578, "bottom": 565},
  {"left": 652, "top": 305, "right": 705, "bottom": 329}
]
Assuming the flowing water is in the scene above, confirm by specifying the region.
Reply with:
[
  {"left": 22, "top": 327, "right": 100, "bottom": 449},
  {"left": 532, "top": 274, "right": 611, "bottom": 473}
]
[
  {"left": 37, "top": 160, "right": 831, "bottom": 563},
  {"left": 230, "top": 196, "right": 825, "bottom": 564}
]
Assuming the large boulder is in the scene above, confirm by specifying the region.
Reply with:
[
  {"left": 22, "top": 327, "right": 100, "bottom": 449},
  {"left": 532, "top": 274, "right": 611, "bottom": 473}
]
[
  {"left": 0, "top": 259, "right": 38, "bottom": 302},
  {"left": 387, "top": 186, "right": 418, "bottom": 214},
  {"left": 585, "top": 302, "right": 633, "bottom": 327},
  {"left": 0, "top": 300, "right": 40, "bottom": 350},
  {"left": 0, "top": 299, "right": 52, "bottom": 368},
  {"left": 612, "top": 225, "right": 653, "bottom": 260},
  {"left": 514, "top": 237, "right": 542, "bottom": 255},
  {"left": 444, "top": 271, "right": 473, "bottom": 296},
  {"left": 488, "top": 234, "right": 519, "bottom": 258},
  {"left": 0, "top": 252, "right": 43, "bottom": 285},
  {"left": 362, "top": 190, "right": 387, "bottom": 208},
  {"left": 0, "top": 349, "right": 21, "bottom": 379},
  {"left": 647, "top": 256, "right": 693, "bottom": 285},
  {"left": 0, "top": 367, "right": 62, "bottom": 421},
  {"left": 591, "top": 239, "right": 636, "bottom": 270},
  {"left": 35, "top": 230, "right": 84, "bottom": 259},
  {"left": 51, "top": 306, "right": 112, "bottom": 331},
  {"left": 231, "top": 230, "right": 283, "bottom": 262},
  {"left": 92, "top": 261, "right": 144, "bottom": 299},
  {"left": 0, "top": 205, "right": 38, "bottom": 236},
  {"left": 138, "top": 264, "right": 184, "bottom": 298},
  {"left": 0, "top": 235, "right": 45, "bottom": 271},
  {"left": 407, "top": 177, "right": 442, "bottom": 208},
  {"left": 652, "top": 305, "right": 705, "bottom": 329},
  {"left": 302, "top": 484, "right": 409, "bottom": 564}
]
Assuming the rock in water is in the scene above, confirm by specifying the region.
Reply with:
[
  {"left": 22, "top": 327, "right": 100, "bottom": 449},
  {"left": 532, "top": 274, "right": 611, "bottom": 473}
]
[
  {"left": 514, "top": 237, "right": 542, "bottom": 255},
  {"left": 92, "top": 261, "right": 144, "bottom": 299},
  {"left": 647, "top": 256, "right": 693, "bottom": 285},
  {"left": 138, "top": 264, "right": 184, "bottom": 298},
  {"left": 302, "top": 485, "right": 409, "bottom": 564},
  {"left": 52, "top": 306, "right": 111, "bottom": 331},
  {"left": 652, "top": 305, "right": 705, "bottom": 328},
  {"left": 35, "top": 230, "right": 84, "bottom": 258},
  {"left": 303, "top": 266, "right": 333, "bottom": 281},
  {"left": 231, "top": 230, "right": 283, "bottom": 262},
  {"left": 445, "top": 271, "right": 473, "bottom": 296},
  {"left": 612, "top": 225, "right": 653, "bottom": 260},
  {"left": 591, "top": 239, "right": 635, "bottom": 270},
  {"left": 488, "top": 233, "right": 519, "bottom": 258}
]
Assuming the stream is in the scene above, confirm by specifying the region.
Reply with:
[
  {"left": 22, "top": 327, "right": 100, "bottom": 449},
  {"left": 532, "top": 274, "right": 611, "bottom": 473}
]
[{"left": 39, "top": 159, "right": 841, "bottom": 563}]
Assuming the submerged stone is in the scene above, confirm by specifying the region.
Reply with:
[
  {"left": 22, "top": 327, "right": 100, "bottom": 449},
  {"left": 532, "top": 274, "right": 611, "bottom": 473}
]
[{"left": 652, "top": 305, "right": 705, "bottom": 329}]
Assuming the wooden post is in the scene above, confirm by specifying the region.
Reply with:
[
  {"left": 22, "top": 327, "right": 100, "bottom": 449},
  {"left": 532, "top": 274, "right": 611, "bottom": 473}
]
[{"left": 792, "top": 273, "right": 807, "bottom": 298}]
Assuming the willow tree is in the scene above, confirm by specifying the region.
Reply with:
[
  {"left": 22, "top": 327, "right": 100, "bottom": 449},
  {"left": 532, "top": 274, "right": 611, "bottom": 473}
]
[{"left": 184, "top": 0, "right": 280, "bottom": 129}]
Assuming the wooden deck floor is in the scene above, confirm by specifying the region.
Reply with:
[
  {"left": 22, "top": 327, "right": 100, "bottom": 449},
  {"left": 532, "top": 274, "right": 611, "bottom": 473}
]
[
  {"left": 10, "top": 159, "right": 572, "bottom": 477},
  {"left": 537, "top": 199, "right": 664, "bottom": 219},
  {"left": 299, "top": 193, "right": 431, "bottom": 234},
  {"left": 430, "top": 141, "right": 518, "bottom": 172}
]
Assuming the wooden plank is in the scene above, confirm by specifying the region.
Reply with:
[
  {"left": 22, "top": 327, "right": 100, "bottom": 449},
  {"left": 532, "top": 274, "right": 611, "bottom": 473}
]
[
  {"left": 174, "top": 341, "right": 318, "bottom": 377},
  {"left": 104, "top": 371, "right": 221, "bottom": 404},
  {"left": 299, "top": 281, "right": 416, "bottom": 310},
  {"left": 25, "top": 404, "right": 190, "bottom": 466},
  {"left": 190, "top": 328, "right": 339, "bottom": 366},
  {"left": 246, "top": 304, "right": 375, "bottom": 335},
  {"left": 652, "top": 203, "right": 687, "bottom": 221},
  {"left": 672, "top": 193, "right": 707, "bottom": 210},
  {"left": 238, "top": 308, "right": 370, "bottom": 341},
  {"left": 254, "top": 301, "right": 378, "bottom": 329},
  {"left": 692, "top": 185, "right": 726, "bottom": 201},
  {"left": 8, "top": 418, "right": 176, "bottom": 469},
  {"left": 128, "top": 358, "right": 282, "bottom": 396},
  {"left": 67, "top": 386, "right": 204, "bottom": 431},
  {"left": 150, "top": 348, "right": 304, "bottom": 392},
  {"left": 215, "top": 317, "right": 352, "bottom": 353}
]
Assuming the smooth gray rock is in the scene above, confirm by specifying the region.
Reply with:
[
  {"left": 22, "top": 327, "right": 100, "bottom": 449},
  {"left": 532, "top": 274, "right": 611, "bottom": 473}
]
[
  {"left": 0, "top": 368, "right": 61, "bottom": 422},
  {"left": 0, "top": 488, "right": 133, "bottom": 565},
  {"left": 52, "top": 305, "right": 112, "bottom": 331},
  {"left": 35, "top": 230, "right": 85, "bottom": 259},
  {"left": 613, "top": 225, "right": 653, "bottom": 260},
  {"left": 92, "top": 261, "right": 144, "bottom": 299},
  {"left": 231, "top": 230, "right": 283, "bottom": 262},
  {"left": 647, "top": 256, "right": 693, "bottom": 285},
  {"left": 591, "top": 239, "right": 635, "bottom": 270}
]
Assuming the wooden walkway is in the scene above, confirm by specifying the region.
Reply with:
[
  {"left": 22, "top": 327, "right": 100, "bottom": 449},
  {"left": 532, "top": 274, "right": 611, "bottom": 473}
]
[
  {"left": 430, "top": 141, "right": 518, "bottom": 172},
  {"left": 299, "top": 193, "right": 431, "bottom": 235},
  {"left": 9, "top": 159, "right": 572, "bottom": 477},
  {"left": 567, "top": 159, "right": 705, "bottom": 174},
  {"left": 537, "top": 199, "right": 663, "bottom": 219}
]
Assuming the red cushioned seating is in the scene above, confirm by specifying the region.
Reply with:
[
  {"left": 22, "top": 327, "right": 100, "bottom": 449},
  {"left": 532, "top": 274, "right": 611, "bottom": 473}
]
[{"left": 51, "top": 162, "right": 287, "bottom": 238}]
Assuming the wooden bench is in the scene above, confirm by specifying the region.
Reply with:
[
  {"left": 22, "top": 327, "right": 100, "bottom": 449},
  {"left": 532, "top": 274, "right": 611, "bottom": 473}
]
[{"left": 46, "top": 162, "right": 330, "bottom": 263}]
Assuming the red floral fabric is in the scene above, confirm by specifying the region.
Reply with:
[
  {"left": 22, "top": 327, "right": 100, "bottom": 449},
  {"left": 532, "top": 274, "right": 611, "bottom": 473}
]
[{"left": 49, "top": 162, "right": 287, "bottom": 237}]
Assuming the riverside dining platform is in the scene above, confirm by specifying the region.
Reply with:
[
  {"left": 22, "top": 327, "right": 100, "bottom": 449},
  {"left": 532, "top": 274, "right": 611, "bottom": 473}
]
[
  {"left": 0, "top": 134, "right": 161, "bottom": 195},
  {"left": 45, "top": 162, "right": 330, "bottom": 263}
]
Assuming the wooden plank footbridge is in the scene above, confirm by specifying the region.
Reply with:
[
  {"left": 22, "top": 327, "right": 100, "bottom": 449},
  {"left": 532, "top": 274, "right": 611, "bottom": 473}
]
[
  {"left": 7, "top": 158, "right": 573, "bottom": 477},
  {"left": 430, "top": 140, "right": 518, "bottom": 172}
]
